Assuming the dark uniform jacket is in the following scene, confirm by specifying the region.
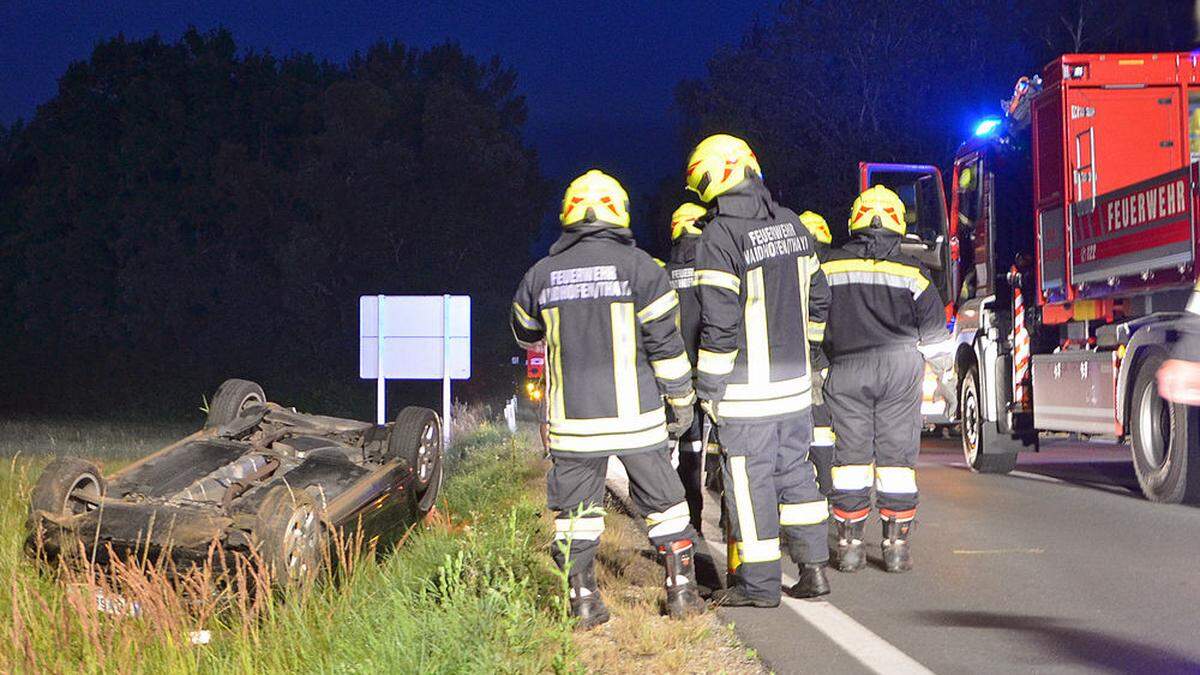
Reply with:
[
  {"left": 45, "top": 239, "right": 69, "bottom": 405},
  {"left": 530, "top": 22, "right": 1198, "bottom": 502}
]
[
  {"left": 511, "top": 226, "right": 695, "bottom": 455},
  {"left": 667, "top": 232, "right": 705, "bottom": 440},
  {"left": 667, "top": 233, "right": 703, "bottom": 366},
  {"left": 694, "top": 179, "right": 830, "bottom": 423},
  {"left": 820, "top": 228, "right": 948, "bottom": 359}
]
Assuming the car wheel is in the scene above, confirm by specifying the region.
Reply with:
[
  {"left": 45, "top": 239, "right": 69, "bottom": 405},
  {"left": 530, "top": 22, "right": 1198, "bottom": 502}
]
[
  {"left": 960, "top": 364, "right": 1019, "bottom": 474},
  {"left": 30, "top": 456, "right": 104, "bottom": 519},
  {"left": 206, "top": 379, "right": 266, "bottom": 428},
  {"left": 1129, "top": 350, "right": 1200, "bottom": 504},
  {"left": 387, "top": 406, "right": 443, "bottom": 512},
  {"left": 252, "top": 485, "right": 328, "bottom": 590}
]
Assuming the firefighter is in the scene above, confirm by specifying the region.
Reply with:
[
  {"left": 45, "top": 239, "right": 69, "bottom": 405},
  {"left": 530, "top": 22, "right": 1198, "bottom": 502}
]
[
  {"left": 511, "top": 169, "right": 705, "bottom": 629},
  {"left": 798, "top": 211, "right": 835, "bottom": 497},
  {"left": 688, "top": 134, "right": 832, "bottom": 607},
  {"left": 665, "top": 202, "right": 710, "bottom": 533},
  {"left": 820, "top": 186, "right": 950, "bottom": 574}
]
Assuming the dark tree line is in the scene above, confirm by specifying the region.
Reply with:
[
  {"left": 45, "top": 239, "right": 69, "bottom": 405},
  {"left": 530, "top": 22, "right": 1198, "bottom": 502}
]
[
  {"left": 647, "top": 0, "right": 1194, "bottom": 253},
  {"left": 0, "top": 29, "right": 548, "bottom": 416}
]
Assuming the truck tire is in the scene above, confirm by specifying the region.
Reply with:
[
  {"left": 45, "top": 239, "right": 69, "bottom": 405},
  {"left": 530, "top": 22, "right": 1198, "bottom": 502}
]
[
  {"left": 960, "top": 364, "right": 1020, "bottom": 474},
  {"left": 206, "top": 379, "right": 266, "bottom": 428},
  {"left": 387, "top": 406, "right": 443, "bottom": 513},
  {"left": 1129, "top": 351, "right": 1200, "bottom": 504},
  {"left": 253, "top": 485, "right": 328, "bottom": 590}
]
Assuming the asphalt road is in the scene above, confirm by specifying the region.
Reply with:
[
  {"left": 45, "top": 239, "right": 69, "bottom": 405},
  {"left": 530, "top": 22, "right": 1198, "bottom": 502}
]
[{"left": 697, "top": 436, "right": 1200, "bottom": 675}]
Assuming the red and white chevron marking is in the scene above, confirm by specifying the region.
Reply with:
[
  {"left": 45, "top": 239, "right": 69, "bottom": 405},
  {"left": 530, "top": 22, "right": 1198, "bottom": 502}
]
[{"left": 1010, "top": 266, "right": 1031, "bottom": 408}]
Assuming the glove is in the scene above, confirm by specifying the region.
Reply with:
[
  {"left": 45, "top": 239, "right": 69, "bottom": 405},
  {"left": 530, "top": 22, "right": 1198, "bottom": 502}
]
[
  {"left": 666, "top": 402, "right": 694, "bottom": 437},
  {"left": 811, "top": 368, "right": 828, "bottom": 407},
  {"left": 700, "top": 399, "right": 721, "bottom": 426}
]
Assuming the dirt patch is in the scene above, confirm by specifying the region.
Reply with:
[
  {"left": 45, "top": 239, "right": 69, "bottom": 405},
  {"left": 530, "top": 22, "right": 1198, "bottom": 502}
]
[{"left": 568, "top": 496, "right": 766, "bottom": 674}]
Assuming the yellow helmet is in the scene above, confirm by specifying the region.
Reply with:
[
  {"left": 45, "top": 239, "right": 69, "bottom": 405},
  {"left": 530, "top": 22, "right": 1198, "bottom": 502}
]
[
  {"left": 685, "top": 134, "right": 761, "bottom": 203},
  {"left": 670, "top": 202, "right": 707, "bottom": 240},
  {"left": 798, "top": 211, "right": 831, "bottom": 245},
  {"left": 849, "top": 185, "right": 906, "bottom": 235},
  {"left": 560, "top": 169, "right": 630, "bottom": 228}
]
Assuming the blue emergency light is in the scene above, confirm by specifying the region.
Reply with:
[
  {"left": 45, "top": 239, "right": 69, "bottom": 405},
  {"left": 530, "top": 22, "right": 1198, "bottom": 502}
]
[{"left": 973, "top": 117, "right": 1002, "bottom": 137}]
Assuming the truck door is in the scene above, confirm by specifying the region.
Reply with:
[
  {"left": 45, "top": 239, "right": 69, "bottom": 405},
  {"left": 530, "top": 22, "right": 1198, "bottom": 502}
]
[{"left": 857, "top": 162, "right": 955, "bottom": 306}]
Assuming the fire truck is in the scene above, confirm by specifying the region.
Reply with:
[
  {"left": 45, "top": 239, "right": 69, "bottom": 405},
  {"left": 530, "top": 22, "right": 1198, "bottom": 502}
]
[{"left": 861, "top": 52, "right": 1200, "bottom": 503}]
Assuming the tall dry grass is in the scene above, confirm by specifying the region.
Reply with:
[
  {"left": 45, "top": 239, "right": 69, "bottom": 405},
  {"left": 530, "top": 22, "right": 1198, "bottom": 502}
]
[{"left": 0, "top": 416, "right": 574, "bottom": 673}]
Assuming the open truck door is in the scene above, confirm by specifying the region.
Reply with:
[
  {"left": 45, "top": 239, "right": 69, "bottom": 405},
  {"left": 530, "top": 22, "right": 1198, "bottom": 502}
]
[{"left": 858, "top": 162, "right": 957, "bottom": 424}]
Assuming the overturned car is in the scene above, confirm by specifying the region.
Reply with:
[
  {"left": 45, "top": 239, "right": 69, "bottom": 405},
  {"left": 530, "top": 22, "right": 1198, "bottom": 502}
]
[{"left": 26, "top": 379, "right": 444, "bottom": 587}]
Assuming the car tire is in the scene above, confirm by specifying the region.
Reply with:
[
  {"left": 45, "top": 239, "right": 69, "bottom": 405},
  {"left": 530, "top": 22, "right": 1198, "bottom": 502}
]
[
  {"left": 1129, "top": 350, "right": 1200, "bottom": 504},
  {"left": 960, "top": 364, "right": 1020, "bottom": 474},
  {"left": 206, "top": 379, "right": 266, "bottom": 428},
  {"left": 252, "top": 485, "right": 327, "bottom": 590},
  {"left": 387, "top": 406, "right": 443, "bottom": 512},
  {"left": 29, "top": 456, "right": 105, "bottom": 519}
]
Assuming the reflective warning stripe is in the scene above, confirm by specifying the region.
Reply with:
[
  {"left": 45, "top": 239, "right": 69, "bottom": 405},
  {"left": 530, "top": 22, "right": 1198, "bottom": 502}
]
[
  {"left": 696, "top": 269, "right": 741, "bottom": 294},
  {"left": 554, "top": 515, "right": 605, "bottom": 541},
  {"left": 611, "top": 302, "right": 639, "bottom": 418},
  {"left": 833, "top": 507, "right": 871, "bottom": 523},
  {"left": 832, "top": 464, "right": 874, "bottom": 491},
  {"left": 512, "top": 302, "right": 541, "bottom": 330},
  {"left": 736, "top": 537, "right": 781, "bottom": 563},
  {"left": 880, "top": 508, "right": 917, "bottom": 522},
  {"left": 823, "top": 258, "right": 930, "bottom": 298},
  {"left": 667, "top": 390, "right": 696, "bottom": 407},
  {"left": 780, "top": 500, "right": 828, "bottom": 526},
  {"left": 718, "top": 391, "right": 811, "bottom": 418},
  {"left": 729, "top": 456, "right": 782, "bottom": 562},
  {"left": 542, "top": 307, "right": 565, "bottom": 419},
  {"left": 698, "top": 349, "right": 737, "bottom": 375},
  {"left": 550, "top": 408, "right": 665, "bottom": 436},
  {"left": 549, "top": 424, "right": 668, "bottom": 453},
  {"left": 646, "top": 502, "right": 691, "bottom": 538},
  {"left": 807, "top": 321, "right": 826, "bottom": 342},
  {"left": 875, "top": 466, "right": 917, "bottom": 494},
  {"left": 637, "top": 290, "right": 679, "bottom": 323},
  {"left": 725, "top": 376, "right": 810, "bottom": 402},
  {"left": 745, "top": 267, "right": 770, "bottom": 384},
  {"left": 651, "top": 352, "right": 691, "bottom": 381},
  {"left": 813, "top": 426, "right": 836, "bottom": 446}
]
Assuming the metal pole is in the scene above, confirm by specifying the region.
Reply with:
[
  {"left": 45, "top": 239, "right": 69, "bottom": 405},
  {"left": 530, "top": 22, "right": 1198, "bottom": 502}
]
[
  {"left": 376, "top": 294, "right": 386, "bottom": 425},
  {"left": 442, "top": 294, "right": 452, "bottom": 448}
]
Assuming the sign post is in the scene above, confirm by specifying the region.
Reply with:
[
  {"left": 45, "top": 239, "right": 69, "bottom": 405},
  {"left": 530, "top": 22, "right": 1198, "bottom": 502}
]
[{"left": 360, "top": 295, "right": 470, "bottom": 446}]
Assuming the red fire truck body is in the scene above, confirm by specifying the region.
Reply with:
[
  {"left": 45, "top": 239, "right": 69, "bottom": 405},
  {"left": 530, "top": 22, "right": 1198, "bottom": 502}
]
[{"left": 860, "top": 52, "right": 1200, "bottom": 503}]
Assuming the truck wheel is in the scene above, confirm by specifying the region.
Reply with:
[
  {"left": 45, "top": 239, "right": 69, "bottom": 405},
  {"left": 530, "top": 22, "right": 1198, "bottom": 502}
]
[
  {"left": 253, "top": 485, "right": 328, "bottom": 590},
  {"left": 29, "top": 457, "right": 105, "bottom": 519},
  {"left": 206, "top": 379, "right": 266, "bottom": 428},
  {"left": 387, "top": 407, "right": 443, "bottom": 513},
  {"left": 960, "top": 364, "right": 1019, "bottom": 474},
  {"left": 1129, "top": 351, "right": 1200, "bottom": 504}
]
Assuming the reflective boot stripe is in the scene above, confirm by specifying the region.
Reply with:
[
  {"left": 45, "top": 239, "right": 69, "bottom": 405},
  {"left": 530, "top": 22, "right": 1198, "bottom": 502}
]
[
  {"left": 780, "top": 499, "right": 829, "bottom": 526},
  {"left": 646, "top": 501, "right": 691, "bottom": 538},
  {"left": 880, "top": 508, "right": 917, "bottom": 522},
  {"left": 875, "top": 466, "right": 917, "bottom": 494},
  {"left": 555, "top": 515, "right": 606, "bottom": 541},
  {"left": 831, "top": 464, "right": 874, "bottom": 491},
  {"left": 832, "top": 507, "right": 871, "bottom": 523}
]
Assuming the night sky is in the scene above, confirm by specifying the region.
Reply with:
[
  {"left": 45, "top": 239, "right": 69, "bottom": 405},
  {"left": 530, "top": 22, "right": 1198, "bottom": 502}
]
[{"left": 0, "top": 0, "right": 772, "bottom": 197}]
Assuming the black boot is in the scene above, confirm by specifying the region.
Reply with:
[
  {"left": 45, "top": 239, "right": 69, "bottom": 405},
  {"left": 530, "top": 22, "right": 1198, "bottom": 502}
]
[
  {"left": 882, "top": 519, "right": 913, "bottom": 573},
  {"left": 835, "top": 519, "right": 867, "bottom": 573},
  {"left": 568, "top": 566, "right": 610, "bottom": 630},
  {"left": 709, "top": 586, "right": 780, "bottom": 608},
  {"left": 660, "top": 539, "right": 705, "bottom": 618},
  {"left": 788, "top": 563, "right": 831, "bottom": 598}
]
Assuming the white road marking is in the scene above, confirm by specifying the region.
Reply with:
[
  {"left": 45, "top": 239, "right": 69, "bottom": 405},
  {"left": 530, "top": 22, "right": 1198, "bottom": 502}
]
[
  {"left": 953, "top": 548, "right": 1044, "bottom": 555},
  {"left": 701, "top": 519, "right": 934, "bottom": 675}
]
